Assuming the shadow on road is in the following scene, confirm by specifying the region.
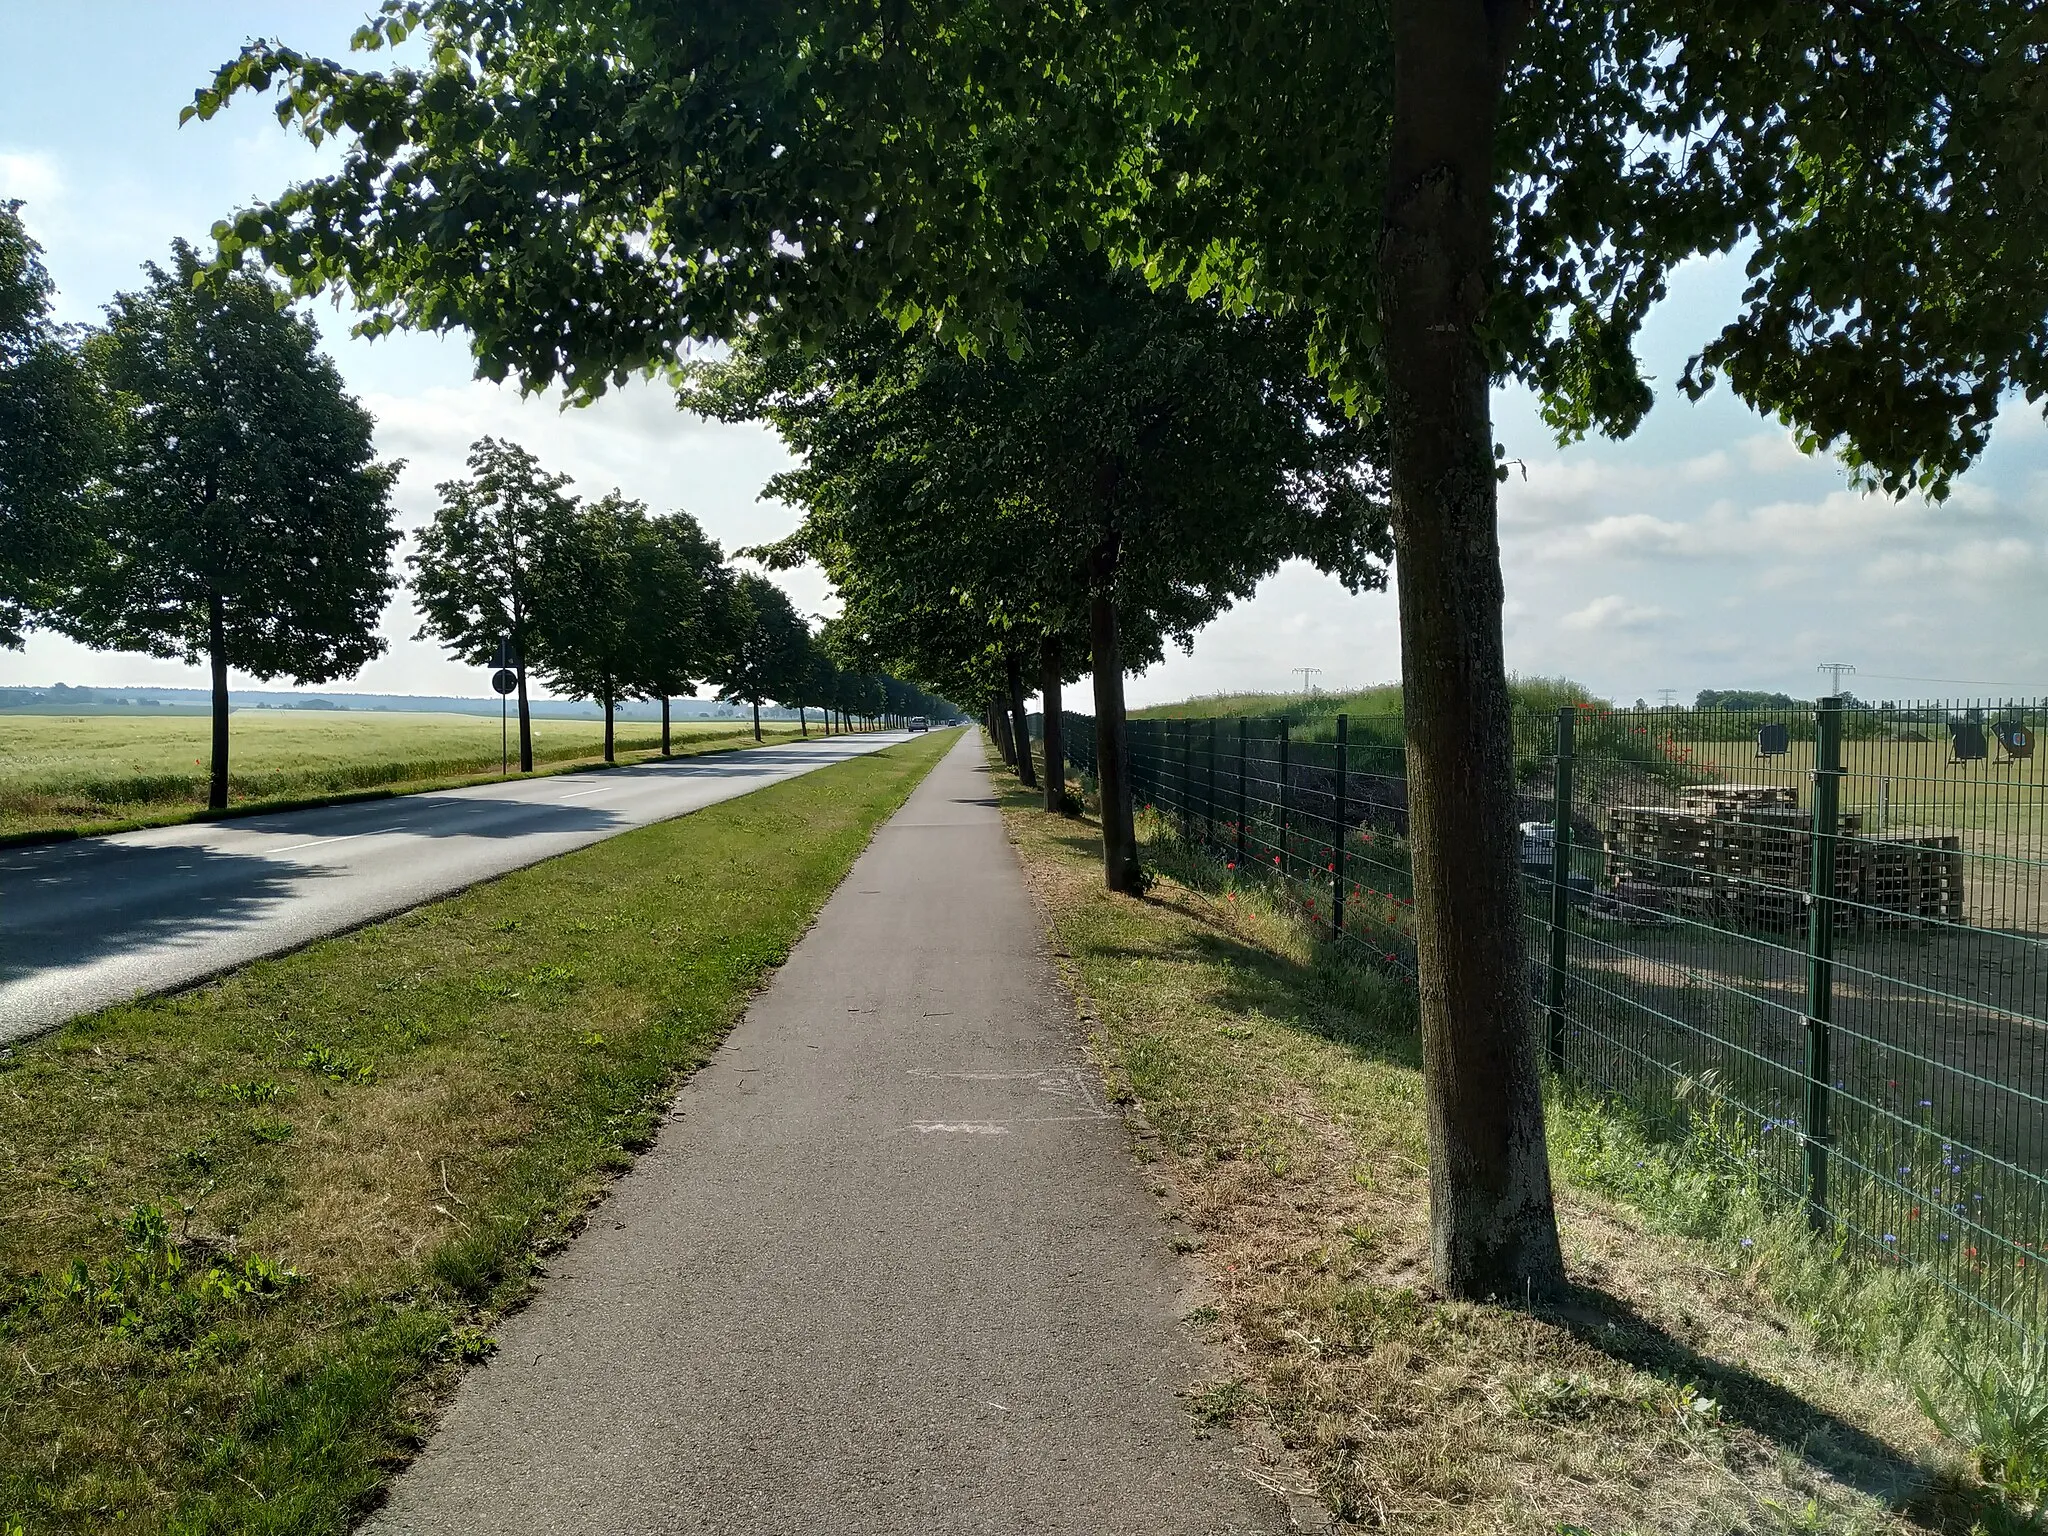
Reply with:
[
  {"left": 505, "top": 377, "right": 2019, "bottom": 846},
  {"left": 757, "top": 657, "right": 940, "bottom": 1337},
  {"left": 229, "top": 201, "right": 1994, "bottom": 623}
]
[{"left": 0, "top": 841, "right": 319, "bottom": 986}]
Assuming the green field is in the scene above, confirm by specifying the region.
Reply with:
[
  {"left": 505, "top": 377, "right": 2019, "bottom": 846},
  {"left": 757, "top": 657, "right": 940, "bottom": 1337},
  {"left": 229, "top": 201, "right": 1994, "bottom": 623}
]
[{"left": 0, "top": 711, "right": 811, "bottom": 837}]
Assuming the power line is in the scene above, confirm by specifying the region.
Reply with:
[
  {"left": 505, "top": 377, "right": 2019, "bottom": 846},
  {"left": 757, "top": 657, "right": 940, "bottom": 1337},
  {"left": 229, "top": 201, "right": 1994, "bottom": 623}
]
[{"left": 1847, "top": 671, "right": 2043, "bottom": 689}]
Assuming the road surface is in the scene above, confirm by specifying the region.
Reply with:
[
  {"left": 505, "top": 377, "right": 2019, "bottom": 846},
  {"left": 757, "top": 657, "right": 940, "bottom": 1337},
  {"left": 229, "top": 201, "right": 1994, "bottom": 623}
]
[
  {"left": 364, "top": 728, "right": 1279, "bottom": 1535},
  {"left": 0, "top": 732, "right": 911, "bottom": 1045}
]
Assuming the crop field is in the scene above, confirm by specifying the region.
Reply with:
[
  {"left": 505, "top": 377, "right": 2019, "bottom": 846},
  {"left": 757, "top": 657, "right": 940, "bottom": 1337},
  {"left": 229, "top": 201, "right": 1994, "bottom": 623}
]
[{"left": 0, "top": 711, "right": 807, "bottom": 836}]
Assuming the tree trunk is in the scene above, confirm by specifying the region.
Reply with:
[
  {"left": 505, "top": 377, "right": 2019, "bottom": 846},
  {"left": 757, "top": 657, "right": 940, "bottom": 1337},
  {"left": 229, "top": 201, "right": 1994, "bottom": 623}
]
[
  {"left": 752, "top": 699, "right": 762, "bottom": 740},
  {"left": 1004, "top": 652, "right": 1038, "bottom": 789},
  {"left": 989, "top": 701, "right": 1015, "bottom": 764},
  {"left": 1087, "top": 580, "right": 1141, "bottom": 895},
  {"left": 799, "top": 705, "right": 808, "bottom": 737},
  {"left": 515, "top": 662, "right": 534, "bottom": 773},
  {"left": 603, "top": 686, "right": 615, "bottom": 763},
  {"left": 1384, "top": 0, "right": 1563, "bottom": 1303},
  {"left": 661, "top": 694, "right": 671, "bottom": 756},
  {"left": 1040, "top": 636, "right": 1067, "bottom": 814},
  {"left": 207, "top": 592, "right": 230, "bottom": 811}
]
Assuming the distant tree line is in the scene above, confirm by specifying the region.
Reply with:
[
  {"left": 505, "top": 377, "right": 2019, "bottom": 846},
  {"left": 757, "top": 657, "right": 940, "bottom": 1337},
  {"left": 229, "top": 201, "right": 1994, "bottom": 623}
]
[{"left": 0, "top": 206, "right": 947, "bottom": 804}]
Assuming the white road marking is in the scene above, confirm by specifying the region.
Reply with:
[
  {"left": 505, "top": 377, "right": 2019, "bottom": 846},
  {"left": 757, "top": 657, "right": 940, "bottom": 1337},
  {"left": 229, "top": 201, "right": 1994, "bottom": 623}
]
[
  {"left": 908, "top": 1123, "right": 1011, "bottom": 1135},
  {"left": 268, "top": 830, "right": 385, "bottom": 856}
]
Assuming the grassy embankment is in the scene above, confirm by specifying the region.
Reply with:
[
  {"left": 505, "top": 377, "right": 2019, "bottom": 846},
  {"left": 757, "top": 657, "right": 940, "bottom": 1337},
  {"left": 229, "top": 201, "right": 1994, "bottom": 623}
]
[
  {"left": 991, "top": 753, "right": 2022, "bottom": 1534},
  {"left": 0, "top": 728, "right": 959, "bottom": 1535},
  {"left": 1130, "top": 677, "right": 1596, "bottom": 742},
  {"left": 0, "top": 711, "right": 822, "bottom": 839}
]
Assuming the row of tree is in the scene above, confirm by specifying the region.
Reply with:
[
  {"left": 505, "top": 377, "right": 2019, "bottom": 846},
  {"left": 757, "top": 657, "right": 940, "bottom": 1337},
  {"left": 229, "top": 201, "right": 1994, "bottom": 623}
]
[
  {"left": 687, "top": 251, "right": 1390, "bottom": 883},
  {"left": 0, "top": 207, "right": 946, "bottom": 806},
  {"left": 188, "top": 0, "right": 2045, "bottom": 1305},
  {"left": 414, "top": 434, "right": 950, "bottom": 771}
]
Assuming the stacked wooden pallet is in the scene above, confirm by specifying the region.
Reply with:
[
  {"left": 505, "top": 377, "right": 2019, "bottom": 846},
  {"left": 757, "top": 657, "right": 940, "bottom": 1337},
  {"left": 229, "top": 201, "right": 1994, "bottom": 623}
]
[
  {"left": 1601, "top": 796, "right": 1960, "bottom": 932},
  {"left": 1604, "top": 806, "right": 1718, "bottom": 886},
  {"left": 1861, "top": 834, "right": 1966, "bottom": 928},
  {"left": 1678, "top": 784, "right": 1798, "bottom": 815}
]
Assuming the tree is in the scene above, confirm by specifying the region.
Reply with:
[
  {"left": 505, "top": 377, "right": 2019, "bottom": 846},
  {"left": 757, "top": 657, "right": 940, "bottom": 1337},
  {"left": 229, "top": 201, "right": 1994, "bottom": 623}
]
[
  {"left": 0, "top": 202, "right": 104, "bottom": 648},
  {"left": 411, "top": 437, "right": 577, "bottom": 772},
  {"left": 716, "top": 573, "right": 810, "bottom": 741},
  {"left": 627, "top": 508, "right": 729, "bottom": 755},
  {"left": 65, "top": 242, "right": 398, "bottom": 810},
  {"left": 201, "top": 0, "right": 2047, "bottom": 1301},
  {"left": 534, "top": 491, "right": 646, "bottom": 762},
  {"left": 698, "top": 258, "right": 1389, "bottom": 891}
]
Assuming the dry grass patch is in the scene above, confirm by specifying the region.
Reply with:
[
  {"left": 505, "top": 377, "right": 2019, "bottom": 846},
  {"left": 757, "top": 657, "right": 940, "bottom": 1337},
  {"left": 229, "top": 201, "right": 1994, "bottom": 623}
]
[{"left": 996, "top": 769, "right": 2010, "bottom": 1535}]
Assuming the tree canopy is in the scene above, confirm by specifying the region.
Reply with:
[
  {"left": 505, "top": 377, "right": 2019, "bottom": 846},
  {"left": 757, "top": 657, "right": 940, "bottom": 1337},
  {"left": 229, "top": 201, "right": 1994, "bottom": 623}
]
[
  {"left": 530, "top": 490, "right": 647, "bottom": 761},
  {"left": 695, "top": 254, "right": 1391, "bottom": 876},
  {"left": 196, "top": 1, "right": 2044, "bottom": 496},
  {"left": 715, "top": 571, "right": 814, "bottom": 741},
  {"left": 0, "top": 202, "right": 104, "bottom": 649},
  {"left": 412, "top": 435, "right": 579, "bottom": 772},
  {"left": 64, "top": 243, "right": 400, "bottom": 808}
]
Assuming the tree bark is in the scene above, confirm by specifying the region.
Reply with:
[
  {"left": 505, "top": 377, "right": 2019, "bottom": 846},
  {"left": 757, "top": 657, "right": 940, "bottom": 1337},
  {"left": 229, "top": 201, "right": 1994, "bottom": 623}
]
[
  {"left": 1087, "top": 580, "right": 1141, "bottom": 895},
  {"left": 514, "top": 666, "right": 534, "bottom": 773},
  {"left": 799, "top": 705, "right": 808, "bottom": 737},
  {"left": 510, "top": 617, "right": 534, "bottom": 773},
  {"left": 207, "top": 592, "right": 230, "bottom": 811},
  {"left": 661, "top": 694, "right": 671, "bottom": 756},
  {"left": 1384, "top": 0, "right": 1563, "bottom": 1302},
  {"left": 603, "top": 685, "right": 615, "bottom": 763},
  {"left": 990, "top": 701, "right": 1015, "bottom": 765},
  {"left": 1040, "top": 636, "right": 1067, "bottom": 814},
  {"left": 1004, "top": 652, "right": 1038, "bottom": 790},
  {"left": 752, "top": 699, "right": 761, "bottom": 741}
]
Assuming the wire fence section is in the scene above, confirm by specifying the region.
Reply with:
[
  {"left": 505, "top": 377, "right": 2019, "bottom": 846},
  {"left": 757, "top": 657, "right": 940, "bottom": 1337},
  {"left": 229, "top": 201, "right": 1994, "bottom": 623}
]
[{"left": 1064, "top": 698, "right": 2048, "bottom": 1335}]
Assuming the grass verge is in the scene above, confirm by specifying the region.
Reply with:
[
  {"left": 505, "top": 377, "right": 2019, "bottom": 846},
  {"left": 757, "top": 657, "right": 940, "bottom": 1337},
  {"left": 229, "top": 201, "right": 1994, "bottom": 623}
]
[
  {"left": 992, "top": 755, "right": 2016, "bottom": 1534},
  {"left": 0, "top": 723, "right": 829, "bottom": 846},
  {"left": 0, "top": 728, "right": 958, "bottom": 1534}
]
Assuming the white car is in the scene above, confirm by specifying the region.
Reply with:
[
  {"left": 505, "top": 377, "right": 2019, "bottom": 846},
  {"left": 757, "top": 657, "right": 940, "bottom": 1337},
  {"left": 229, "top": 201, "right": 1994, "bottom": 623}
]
[{"left": 907, "top": 716, "right": 929, "bottom": 732}]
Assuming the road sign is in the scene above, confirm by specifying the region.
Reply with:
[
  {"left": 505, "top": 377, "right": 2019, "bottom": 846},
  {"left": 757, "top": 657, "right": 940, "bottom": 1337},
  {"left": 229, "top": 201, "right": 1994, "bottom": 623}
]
[
  {"left": 491, "top": 635, "right": 518, "bottom": 669},
  {"left": 492, "top": 668, "right": 518, "bottom": 696}
]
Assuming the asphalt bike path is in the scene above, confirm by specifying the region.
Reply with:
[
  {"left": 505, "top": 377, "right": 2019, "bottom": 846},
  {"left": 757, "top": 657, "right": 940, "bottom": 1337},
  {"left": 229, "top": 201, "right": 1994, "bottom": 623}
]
[
  {"left": 0, "top": 732, "right": 909, "bottom": 1044},
  {"left": 365, "top": 728, "right": 1281, "bottom": 1535}
]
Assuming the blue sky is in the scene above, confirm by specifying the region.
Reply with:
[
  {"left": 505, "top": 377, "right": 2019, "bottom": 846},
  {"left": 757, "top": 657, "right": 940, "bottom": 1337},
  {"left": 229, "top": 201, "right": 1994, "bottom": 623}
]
[{"left": 3, "top": 3, "right": 2043, "bottom": 707}]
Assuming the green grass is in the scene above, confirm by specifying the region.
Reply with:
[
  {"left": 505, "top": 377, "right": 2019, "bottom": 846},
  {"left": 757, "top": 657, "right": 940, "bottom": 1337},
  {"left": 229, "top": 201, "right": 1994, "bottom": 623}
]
[
  {"left": 0, "top": 727, "right": 959, "bottom": 1534},
  {"left": 0, "top": 711, "right": 820, "bottom": 838},
  {"left": 993, "top": 753, "right": 2018, "bottom": 1533}
]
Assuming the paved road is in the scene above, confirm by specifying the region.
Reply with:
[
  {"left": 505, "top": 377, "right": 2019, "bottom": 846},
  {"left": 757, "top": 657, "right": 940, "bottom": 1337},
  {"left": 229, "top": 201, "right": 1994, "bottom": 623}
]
[
  {"left": 365, "top": 729, "right": 1280, "bottom": 1536},
  {"left": 0, "top": 733, "right": 911, "bottom": 1045}
]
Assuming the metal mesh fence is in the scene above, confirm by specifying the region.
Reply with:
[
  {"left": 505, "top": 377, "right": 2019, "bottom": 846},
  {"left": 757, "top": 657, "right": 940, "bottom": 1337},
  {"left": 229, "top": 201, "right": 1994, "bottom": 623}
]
[{"left": 1063, "top": 698, "right": 2048, "bottom": 1336}]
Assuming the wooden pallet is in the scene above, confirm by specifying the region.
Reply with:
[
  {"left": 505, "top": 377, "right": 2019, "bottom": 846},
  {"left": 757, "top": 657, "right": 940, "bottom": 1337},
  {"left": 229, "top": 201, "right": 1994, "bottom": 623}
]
[
  {"left": 1679, "top": 783, "right": 1799, "bottom": 815},
  {"left": 1603, "top": 802, "right": 1956, "bottom": 933}
]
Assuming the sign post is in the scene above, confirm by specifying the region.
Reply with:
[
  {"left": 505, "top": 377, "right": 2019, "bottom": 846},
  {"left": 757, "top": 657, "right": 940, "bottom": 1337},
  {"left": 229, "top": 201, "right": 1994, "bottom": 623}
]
[{"left": 490, "top": 636, "right": 519, "bottom": 775}]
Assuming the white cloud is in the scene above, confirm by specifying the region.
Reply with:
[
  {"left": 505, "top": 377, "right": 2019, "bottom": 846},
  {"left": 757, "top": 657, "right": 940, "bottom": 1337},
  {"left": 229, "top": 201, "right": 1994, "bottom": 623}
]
[{"left": 1560, "top": 595, "right": 1668, "bottom": 632}]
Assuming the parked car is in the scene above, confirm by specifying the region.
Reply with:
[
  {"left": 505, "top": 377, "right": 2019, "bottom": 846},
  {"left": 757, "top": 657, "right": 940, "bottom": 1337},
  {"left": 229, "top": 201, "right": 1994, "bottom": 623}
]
[{"left": 908, "top": 716, "right": 929, "bottom": 732}]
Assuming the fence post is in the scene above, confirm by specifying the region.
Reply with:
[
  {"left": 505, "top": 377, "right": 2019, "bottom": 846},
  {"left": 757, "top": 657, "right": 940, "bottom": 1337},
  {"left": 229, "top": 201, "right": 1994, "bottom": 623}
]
[
  {"left": 1235, "top": 718, "right": 1248, "bottom": 869},
  {"left": 1803, "top": 695, "right": 1844, "bottom": 1230},
  {"left": 1196, "top": 720, "right": 1212, "bottom": 856},
  {"left": 1181, "top": 719, "right": 1194, "bottom": 840},
  {"left": 1333, "top": 715, "right": 1348, "bottom": 939},
  {"left": 1546, "top": 706, "right": 1576, "bottom": 1071},
  {"left": 1277, "top": 721, "right": 1292, "bottom": 882}
]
